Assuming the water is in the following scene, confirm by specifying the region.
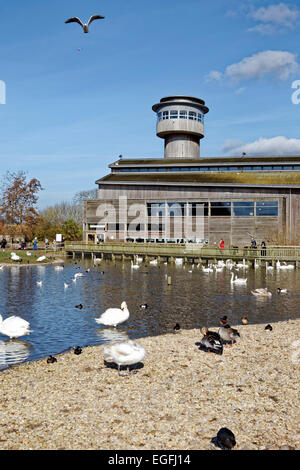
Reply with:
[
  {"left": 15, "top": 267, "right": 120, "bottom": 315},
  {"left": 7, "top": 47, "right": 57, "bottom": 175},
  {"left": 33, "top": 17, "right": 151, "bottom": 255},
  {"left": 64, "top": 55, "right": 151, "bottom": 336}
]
[{"left": 0, "top": 258, "right": 299, "bottom": 370}]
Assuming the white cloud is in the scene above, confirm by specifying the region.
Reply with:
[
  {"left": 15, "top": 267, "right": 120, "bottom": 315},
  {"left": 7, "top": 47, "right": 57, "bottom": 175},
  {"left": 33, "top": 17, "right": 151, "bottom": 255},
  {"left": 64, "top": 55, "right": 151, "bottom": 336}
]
[
  {"left": 222, "top": 136, "right": 300, "bottom": 156},
  {"left": 248, "top": 3, "right": 300, "bottom": 34},
  {"left": 225, "top": 50, "right": 299, "bottom": 82},
  {"left": 251, "top": 3, "right": 299, "bottom": 27},
  {"left": 205, "top": 70, "right": 223, "bottom": 82}
]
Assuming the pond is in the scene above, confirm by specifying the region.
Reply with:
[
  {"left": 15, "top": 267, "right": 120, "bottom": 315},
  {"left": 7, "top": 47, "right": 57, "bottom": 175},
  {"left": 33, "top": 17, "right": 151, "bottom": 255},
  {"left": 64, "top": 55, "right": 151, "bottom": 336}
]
[{"left": 0, "top": 258, "right": 299, "bottom": 370}]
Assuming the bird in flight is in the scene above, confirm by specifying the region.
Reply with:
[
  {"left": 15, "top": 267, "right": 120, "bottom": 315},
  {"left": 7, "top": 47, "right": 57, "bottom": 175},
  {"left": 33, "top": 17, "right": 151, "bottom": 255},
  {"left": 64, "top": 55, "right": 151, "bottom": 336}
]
[{"left": 65, "top": 14, "right": 105, "bottom": 33}]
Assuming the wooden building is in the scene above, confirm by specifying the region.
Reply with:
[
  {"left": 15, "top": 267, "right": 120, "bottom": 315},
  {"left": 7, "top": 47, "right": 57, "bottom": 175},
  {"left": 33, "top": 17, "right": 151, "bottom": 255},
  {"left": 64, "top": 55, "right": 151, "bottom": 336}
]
[{"left": 84, "top": 96, "right": 300, "bottom": 246}]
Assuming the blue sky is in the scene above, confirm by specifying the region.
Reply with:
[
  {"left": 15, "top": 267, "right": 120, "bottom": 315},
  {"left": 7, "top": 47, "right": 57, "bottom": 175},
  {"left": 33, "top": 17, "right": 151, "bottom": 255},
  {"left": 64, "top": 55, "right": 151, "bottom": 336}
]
[{"left": 0, "top": 0, "right": 300, "bottom": 208}]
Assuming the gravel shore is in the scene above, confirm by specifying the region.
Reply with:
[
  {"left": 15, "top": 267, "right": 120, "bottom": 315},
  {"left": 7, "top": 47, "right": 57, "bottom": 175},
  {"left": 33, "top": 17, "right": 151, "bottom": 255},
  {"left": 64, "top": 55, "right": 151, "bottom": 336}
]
[{"left": 0, "top": 319, "right": 299, "bottom": 450}]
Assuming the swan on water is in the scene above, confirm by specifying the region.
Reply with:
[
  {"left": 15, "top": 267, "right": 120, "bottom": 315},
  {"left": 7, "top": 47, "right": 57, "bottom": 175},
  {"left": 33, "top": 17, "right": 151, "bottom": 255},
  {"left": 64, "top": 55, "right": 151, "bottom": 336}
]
[
  {"left": 95, "top": 301, "right": 129, "bottom": 327},
  {"left": 103, "top": 340, "right": 146, "bottom": 376},
  {"left": 277, "top": 287, "right": 288, "bottom": 294},
  {"left": 251, "top": 288, "right": 272, "bottom": 297},
  {"left": 236, "top": 259, "right": 248, "bottom": 269},
  {"left": 230, "top": 272, "right": 247, "bottom": 285},
  {"left": 175, "top": 258, "right": 183, "bottom": 264},
  {"left": 54, "top": 266, "right": 64, "bottom": 271},
  {"left": 0, "top": 314, "right": 32, "bottom": 339},
  {"left": 131, "top": 261, "right": 140, "bottom": 270},
  {"left": 149, "top": 259, "right": 158, "bottom": 265},
  {"left": 202, "top": 265, "right": 214, "bottom": 273}
]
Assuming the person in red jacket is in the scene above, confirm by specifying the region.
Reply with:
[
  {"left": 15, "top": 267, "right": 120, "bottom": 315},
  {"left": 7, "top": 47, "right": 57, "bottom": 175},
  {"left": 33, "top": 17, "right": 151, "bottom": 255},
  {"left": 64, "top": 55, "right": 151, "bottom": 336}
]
[{"left": 219, "top": 239, "right": 225, "bottom": 251}]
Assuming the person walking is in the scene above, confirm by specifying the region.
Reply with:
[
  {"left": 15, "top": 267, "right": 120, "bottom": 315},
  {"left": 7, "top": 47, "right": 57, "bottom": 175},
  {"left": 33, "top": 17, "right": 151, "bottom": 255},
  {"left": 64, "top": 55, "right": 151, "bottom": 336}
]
[{"left": 33, "top": 237, "right": 38, "bottom": 250}]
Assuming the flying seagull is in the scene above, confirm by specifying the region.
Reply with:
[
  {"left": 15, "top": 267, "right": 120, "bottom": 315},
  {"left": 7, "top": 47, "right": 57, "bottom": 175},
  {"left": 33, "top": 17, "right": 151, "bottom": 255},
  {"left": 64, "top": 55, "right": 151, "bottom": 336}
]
[{"left": 65, "top": 15, "right": 105, "bottom": 33}]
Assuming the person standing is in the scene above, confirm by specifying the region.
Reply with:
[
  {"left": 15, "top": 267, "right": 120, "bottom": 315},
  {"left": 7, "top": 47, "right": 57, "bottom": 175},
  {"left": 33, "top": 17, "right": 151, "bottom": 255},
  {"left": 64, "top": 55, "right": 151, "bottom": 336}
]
[
  {"left": 261, "top": 240, "right": 266, "bottom": 256},
  {"left": 250, "top": 237, "right": 257, "bottom": 249},
  {"left": 219, "top": 239, "right": 225, "bottom": 251},
  {"left": 33, "top": 237, "right": 38, "bottom": 250}
]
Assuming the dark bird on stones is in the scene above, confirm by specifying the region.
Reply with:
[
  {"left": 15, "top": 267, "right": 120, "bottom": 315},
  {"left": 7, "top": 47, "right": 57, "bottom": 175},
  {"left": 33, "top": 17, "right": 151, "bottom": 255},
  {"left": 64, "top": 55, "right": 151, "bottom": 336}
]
[
  {"left": 198, "top": 326, "right": 223, "bottom": 355},
  {"left": 65, "top": 15, "right": 105, "bottom": 33},
  {"left": 47, "top": 355, "right": 57, "bottom": 364},
  {"left": 75, "top": 304, "right": 83, "bottom": 309},
  {"left": 173, "top": 323, "right": 181, "bottom": 332},
  {"left": 74, "top": 346, "right": 82, "bottom": 355},
  {"left": 265, "top": 324, "right": 273, "bottom": 331},
  {"left": 211, "top": 427, "right": 236, "bottom": 450}
]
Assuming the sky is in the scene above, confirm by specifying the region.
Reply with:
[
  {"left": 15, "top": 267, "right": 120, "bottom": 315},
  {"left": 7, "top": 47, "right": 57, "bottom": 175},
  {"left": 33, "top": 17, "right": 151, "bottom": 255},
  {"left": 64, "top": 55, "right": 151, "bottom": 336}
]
[{"left": 0, "top": 0, "right": 300, "bottom": 208}]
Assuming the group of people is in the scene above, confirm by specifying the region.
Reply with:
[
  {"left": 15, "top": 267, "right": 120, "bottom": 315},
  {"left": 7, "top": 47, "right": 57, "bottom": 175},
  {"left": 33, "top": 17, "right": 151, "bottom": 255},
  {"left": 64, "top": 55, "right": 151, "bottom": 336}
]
[{"left": 218, "top": 237, "right": 267, "bottom": 255}]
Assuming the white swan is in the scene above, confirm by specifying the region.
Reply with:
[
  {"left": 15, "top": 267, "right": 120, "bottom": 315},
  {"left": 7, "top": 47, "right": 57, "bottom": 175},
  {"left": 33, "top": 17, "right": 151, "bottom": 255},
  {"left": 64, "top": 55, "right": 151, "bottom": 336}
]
[
  {"left": 103, "top": 340, "right": 145, "bottom": 376},
  {"left": 236, "top": 259, "right": 248, "bottom": 269},
  {"left": 95, "top": 301, "right": 129, "bottom": 327},
  {"left": 131, "top": 260, "right": 140, "bottom": 270},
  {"left": 37, "top": 255, "right": 46, "bottom": 262},
  {"left": 251, "top": 288, "right": 272, "bottom": 297},
  {"left": 74, "top": 272, "right": 84, "bottom": 278},
  {"left": 230, "top": 272, "right": 247, "bottom": 285},
  {"left": 0, "top": 314, "right": 32, "bottom": 339},
  {"left": 26, "top": 252, "right": 31, "bottom": 256},
  {"left": 149, "top": 259, "right": 158, "bottom": 265},
  {"left": 10, "top": 252, "right": 21, "bottom": 261},
  {"left": 136, "top": 257, "right": 143, "bottom": 263},
  {"left": 54, "top": 266, "right": 64, "bottom": 271},
  {"left": 175, "top": 258, "right": 183, "bottom": 264},
  {"left": 202, "top": 265, "right": 214, "bottom": 273}
]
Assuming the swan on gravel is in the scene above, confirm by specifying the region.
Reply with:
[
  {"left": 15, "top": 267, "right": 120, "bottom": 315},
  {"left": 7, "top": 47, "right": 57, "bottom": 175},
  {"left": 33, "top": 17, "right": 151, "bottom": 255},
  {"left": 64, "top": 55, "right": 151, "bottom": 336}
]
[{"left": 103, "top": 340, "right": 145, "bottom": 376}]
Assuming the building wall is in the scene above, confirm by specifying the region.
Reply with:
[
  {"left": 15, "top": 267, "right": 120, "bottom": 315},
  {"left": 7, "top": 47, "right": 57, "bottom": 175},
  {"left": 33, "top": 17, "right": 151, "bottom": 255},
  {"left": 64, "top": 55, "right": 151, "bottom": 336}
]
[{"left": 84, "top": 184, "right": 299, "bottom": 245}]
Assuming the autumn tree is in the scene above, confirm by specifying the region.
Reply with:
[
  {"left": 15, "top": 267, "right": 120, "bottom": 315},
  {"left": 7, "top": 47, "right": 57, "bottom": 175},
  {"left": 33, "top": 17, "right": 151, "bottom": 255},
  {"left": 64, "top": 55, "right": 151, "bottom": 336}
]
[{"left": 0, "top": 171, "right": 43, "bottom": 226}]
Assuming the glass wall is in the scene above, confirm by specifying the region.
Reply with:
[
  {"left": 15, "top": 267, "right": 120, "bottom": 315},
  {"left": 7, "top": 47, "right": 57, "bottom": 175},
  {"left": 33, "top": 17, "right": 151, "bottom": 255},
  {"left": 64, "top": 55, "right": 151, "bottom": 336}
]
[
  {"left": 233, "top": 202, "right": 254, "bottom": 216},
  {"left": 211, "top": 202, "right": 231, "bottom": 216}
]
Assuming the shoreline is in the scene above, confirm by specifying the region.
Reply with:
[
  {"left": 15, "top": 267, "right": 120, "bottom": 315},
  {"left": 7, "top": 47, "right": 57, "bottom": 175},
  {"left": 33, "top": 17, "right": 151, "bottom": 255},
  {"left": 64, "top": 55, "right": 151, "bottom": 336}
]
[{"left": 0, "top": 319, "right": 299, "bottom": 450}]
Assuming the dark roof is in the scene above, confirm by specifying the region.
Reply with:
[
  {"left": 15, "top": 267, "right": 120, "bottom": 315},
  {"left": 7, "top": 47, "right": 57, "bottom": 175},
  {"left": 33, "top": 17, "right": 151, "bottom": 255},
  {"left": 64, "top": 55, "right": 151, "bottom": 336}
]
[
  {"left": 109, "top": 156, "right": 300, "bottom": 167},
  {"left": 97, "top": 171, "right": 300, "bottom": 186}
]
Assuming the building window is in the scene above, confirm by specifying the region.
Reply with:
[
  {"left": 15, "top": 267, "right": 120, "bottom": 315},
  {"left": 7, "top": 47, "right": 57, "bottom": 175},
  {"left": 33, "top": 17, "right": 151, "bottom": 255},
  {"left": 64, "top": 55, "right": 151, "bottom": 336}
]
[
  {"left": 210, "top": 202, "right": 231, "bottom": 216},
  {"left": 162, "top": 111, "right": 169, "bottom": 120},
  {"left": 170, "top": 110, "right": 178, "bottom": 119},
  {"left": 179, "top": 110, "right": 187, "bottom": 119},
  {"left": 157, "top": 112, "right": 162, "bottom": 122},
  {"left": 189, "top": 202, "right": 208, "bottom": 217},
  {"left": 189, "top": 111, "right": 197, "bottom": 120},
  {"left": 167, "top": 202, "right": 186, "bottom": 216},
  {"left": 107, "top": 223, "right": 124, "bottom": 231},
  {"left": 256, "top": 201, "right": 278, "bottom": 216},
  {"left": 233, "top": 201, "right": 254, "bottom": 216},
  {"left": 208, "top": 167, "right": 218, "bottom": 172},
  {"left": 197, "top": 113, "right": 203, "bottom": 122},
  {"left": 147, "top": 203, "right": 165, "bottom": 217}
]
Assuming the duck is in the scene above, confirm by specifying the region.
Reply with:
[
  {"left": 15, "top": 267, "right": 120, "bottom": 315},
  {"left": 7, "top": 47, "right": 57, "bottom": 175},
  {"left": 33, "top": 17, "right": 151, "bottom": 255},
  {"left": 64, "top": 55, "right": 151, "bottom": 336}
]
[
  {"left": 47, "top": 355, "right": 57, "bottom": 363},
  {"left": 0, "top": 314, "right": 32, "bottom": 339},
  {"left": 74, "top": 346, "right": 82, "bottom": 355},
  {"left": 218, "top": 323, "right": 240, "bottom": 346},
  {"left": 95, "top": 301, "right": 129, "bottom": 327},
  {"left": 251, "top": 288, "right": 272, "bottom": 297},
  {"left": 211, "top": 427, "right": 236, "bottom": 450},
  {"left": 199, "top": 327, "right": 223, "bottom": 355},
  {"left": 265, "top": 324, "right": 273, "bottom": 331},
  {"left": 131, "top": 260, "right": 140, "bottom": 270},
  {"left": 241, "top": 316, "right": 249, "bottom": 325},
  {"left": 103, "top": 340, "right": 146, "bottom": 376},
  {"left": 230, "top": 272, "right": 247, "bottom": 285},
  {"left": 173, "top": 323, "right": 181, "bottom": 332},
  {"left": 75, "top": 304, "right": 83, "bottom": 309},
  {"left": 277, "top": 287, "right": 288, "bottom": 294}
]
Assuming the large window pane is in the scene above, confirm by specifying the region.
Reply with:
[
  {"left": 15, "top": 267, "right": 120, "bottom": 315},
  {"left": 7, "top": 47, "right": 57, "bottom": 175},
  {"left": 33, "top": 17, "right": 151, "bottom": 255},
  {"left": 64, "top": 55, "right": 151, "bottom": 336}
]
[
  {"left": 162, "top": 111, "right": 169, "bottom": 120},
  {"left": 170, "top": 110, "right": 178, "bottom": 119},
  {"left": 179, "top": 110, "right": 187, "bottom": 119},
  {"left": 189, "top": 111, "right": 197, "bottom": 120},
  {"left": 233, "top": 201, "right": 254, "bottom": 216},
  {"left": 211, "top": 202, "right": 231, "bottom": 216},
  {"left": 189, "top": 202, "right": 208, "bottom": 216},
  {"left": 256, "top": 201, "right": 278, "bottom": 216},
  {"left": 147, "top": 203, "right": 165, "bottom": 217},
  {"left": 168, "top": 202, "right": 186, "bottom": 216}
]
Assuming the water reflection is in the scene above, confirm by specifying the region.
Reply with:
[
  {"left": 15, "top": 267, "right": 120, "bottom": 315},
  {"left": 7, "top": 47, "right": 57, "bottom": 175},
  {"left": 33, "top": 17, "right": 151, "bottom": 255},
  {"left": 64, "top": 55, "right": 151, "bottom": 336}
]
[
  {"left": 0, "top": 339, "right": 32, "bottom": 370},
  {"left": 0, "top": 258, "right": 299, "bottom": 370}
]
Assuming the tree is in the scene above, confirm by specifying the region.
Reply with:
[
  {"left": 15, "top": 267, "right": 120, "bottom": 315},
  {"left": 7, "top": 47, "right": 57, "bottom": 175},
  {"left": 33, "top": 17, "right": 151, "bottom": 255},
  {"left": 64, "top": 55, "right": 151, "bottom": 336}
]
[
  {"left": 61, "top": 218, "right": 82, "bottom": 240},
  {"left": 73, "top": 188, "right": 98, "bottom": 205},
  {"left": 0, "top": 171, "right": 43, "bottom": 225}
]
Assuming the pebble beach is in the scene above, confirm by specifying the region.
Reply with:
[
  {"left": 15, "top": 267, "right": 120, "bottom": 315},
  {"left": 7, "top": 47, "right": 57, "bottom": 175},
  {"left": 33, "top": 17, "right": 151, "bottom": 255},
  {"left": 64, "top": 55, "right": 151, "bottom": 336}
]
[{"left": 0, "top": 319, "right": 299, "bottom": 450}]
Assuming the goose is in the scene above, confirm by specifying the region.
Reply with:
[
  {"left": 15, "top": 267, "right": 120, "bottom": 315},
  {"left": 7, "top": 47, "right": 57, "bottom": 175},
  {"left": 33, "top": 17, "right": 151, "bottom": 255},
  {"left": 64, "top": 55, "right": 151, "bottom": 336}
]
[
  {"left": 277, "top": 287, "right": 288, "bottom": 294},
  {"left": 65, "top": 14, "right": 105, "bottom": 33},
  {"left": 211, "top": 428, "right": 236, "bottom": 450},
  {"left": 0, "top": 314, "right": 32, "bottom": 339},
  {"left": 103, "top": 340, "right": 145, "bottom": 376},
  {"left": 149, "top": 259, "right": 158, "bottom": 265},
  {"left": 131, "top": 260, "right": 140, "bottom": 270},
  {"left": 218, "top": 324, "right": 240, "bottom": 346},
  {"left": 95, "top": 301, "right": 129, "bottom": 327},
  {"left": 251, "top": 288, "right": 272, "bottom": 297},
  {"left": 199, "top": 327, "right": 223, "bottom": 355},
  {"left": 37, "top": 255, "right": 46, "bottom": 262},
  {"left": 230, "top": 272, "right": 247, "bottom": 285}
]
